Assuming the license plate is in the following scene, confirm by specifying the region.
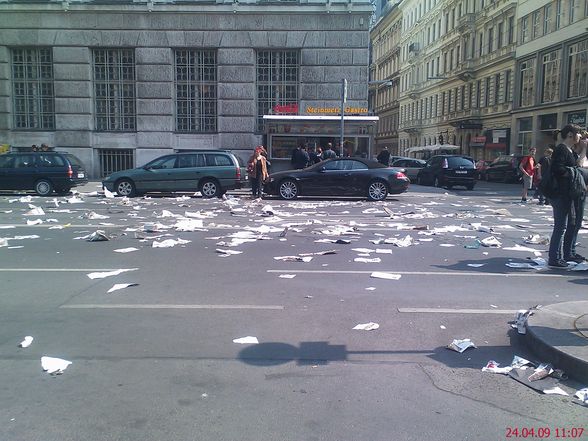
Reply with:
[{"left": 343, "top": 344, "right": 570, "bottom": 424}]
[
  {"left": 77, "top": 173, "right": 85, "bottom": 178},
  {"left": 455, "top": 170, "right": 467, "bottom": 174}
]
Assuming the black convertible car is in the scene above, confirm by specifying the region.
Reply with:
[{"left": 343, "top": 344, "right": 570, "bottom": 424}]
[{"left": 264, "top": 158, "right": 410, "bottom": 200}]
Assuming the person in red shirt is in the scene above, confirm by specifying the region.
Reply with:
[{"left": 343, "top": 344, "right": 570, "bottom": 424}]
[{"left": 519, "top": 147, "right": 537, "bottom": 203}]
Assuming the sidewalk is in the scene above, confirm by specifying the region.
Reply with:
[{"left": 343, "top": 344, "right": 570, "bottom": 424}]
[{"left": 525, "top": 301, "right": 588, "bottom": 383}]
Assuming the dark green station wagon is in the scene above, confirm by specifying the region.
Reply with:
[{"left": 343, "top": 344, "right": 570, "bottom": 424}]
[{"left": 102, "top": 150, "right": 248, "bottom": 198}]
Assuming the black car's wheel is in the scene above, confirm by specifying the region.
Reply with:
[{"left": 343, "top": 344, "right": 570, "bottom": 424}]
[
  {"left": 34, "top": 179, "right": 53, "bottom": 196},
  {"left": 115, "top": 179, "right": 136, "bottom": 197},
  {"left": 199, "top": 179, "right": 221, "bottom": 198},
  {"left": 278, "top": 179, "right": 299, "bottom": 200},
  {"left": 367, "top": 180, "right": 388, "bottom": 201}
]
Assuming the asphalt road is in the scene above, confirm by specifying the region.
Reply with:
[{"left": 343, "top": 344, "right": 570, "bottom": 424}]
[{"left": 0, "top": 180, "right": 586, "bottom": 441}]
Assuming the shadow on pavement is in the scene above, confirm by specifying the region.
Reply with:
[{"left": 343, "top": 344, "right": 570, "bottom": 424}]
[{"left": 432, "top": 257, "right": 553, "bottom": 275}]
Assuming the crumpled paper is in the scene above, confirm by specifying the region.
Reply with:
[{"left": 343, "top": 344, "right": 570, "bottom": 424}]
[
  {"left": 19, "top": 336, "right": 33, "bottom": 348},
  {"left": 152, "top": 238, "right": 191, "bottom": 248},
  {"left": 447, "top": 338, "right": 477, "bottom": 353},
  {"left": 233, "top": 336, "right": 259, "bottom": 344},
  {"left": 353, "top": 322, "right": 380, "bottom": 331},
  {"left": 107, "top": 283, "right": 139, "bottom": 293}
]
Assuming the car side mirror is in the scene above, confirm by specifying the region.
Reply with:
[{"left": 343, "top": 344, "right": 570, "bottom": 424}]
[{"left": 319, "top": 167, "right": 326, "bottom": 173}]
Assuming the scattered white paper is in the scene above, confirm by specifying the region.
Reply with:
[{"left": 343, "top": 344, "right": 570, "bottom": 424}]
[
  {"left": 107, "top": 283, "right": 138, "bottom": 293},
  {"left": 279, "top": 274, "right": 296, "bottom": 279},
  {"left": 233, "top": 336, "right": 259, "bottom": 344},
  {"left": 574, "top": 388, "right": 588, "bottom": 403},
  {"left": 370, "top": 272, "right": 402, "bottom": 280},
  {"left": 480, "top": 236, "right": 502, "bottom": 247},
  {"left": 355, "top": 257, "right": 381, "bottom": 263},
  {"left": 26, "top": 219, "right": 43, "bottom": 226},
  {"left": 353, "top": 322, "right": 380, "bottom": 331},
  {"left": 543, "top": 387, "right": 569, "bottom": 396},
  {"left": 19, "top": 336, "right": 33, "bottom": 348},
  {"left": 113, "top": 247, "right": 139, "bottom": 253},
  {"left": 152, "top": 238, "right": 191, "bottom": 248},
  {"left": 216, "top": 249, "right": 243, "bottom": 256},
  {"left": 24, "top": 206, "right": 44, "bottom": 216},
  {"left": 103, "top": 187, "right": 115, "bottom": 198},
  {"left": 41, "top": 356, "right": 72, "bottom": 374},
  {"left": 87, "top": 268, "right": 138, "bottom": 279}
]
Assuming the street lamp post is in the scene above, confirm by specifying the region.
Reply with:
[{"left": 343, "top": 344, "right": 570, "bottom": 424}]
[{"left": 340, "top": 78, "right": 347, "bottom": 157}]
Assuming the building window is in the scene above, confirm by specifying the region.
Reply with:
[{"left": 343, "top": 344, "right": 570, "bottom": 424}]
[
  {"left": 568, "top": 39, "right": 588, "bottom": 98},
  {"left": 521, "top": 16, "right": 529, "bottom": 43},
  {"left": 504, "top": 69, "right": 511, "bottom": 103},
  {"left": 555, "top": 0, "right": 562, "bottom": 29},
  {"left": 508, "top": 16, "right": 515, "bottom": 44},
  {"left": 570, "top": 0, "right": 582, "bottom": 23},
  {"left": 479, "top": 32, "right": 484, "bottom": 56},
  {"left": 484, "top": 77, "right": 490, "bottom": 106},
  {"left": 93, "top": 49, "right": 136, "bottom": 131},
  {"left": 497, "top": 22, "right": 504, "bottom": 49},
  {"left": 175, "top": 49, "right": 217, "bottom": 133},
  {"left": 518, "top": 117, "right": 533, "bottom": 152},
  {"left": 544, "top": 3, "right": 553, "bottom": 35},
  {"left": 532, "top": 10, "right": 542, "bottom": 39},
  {"left": 460, "top": 85, "right": 465, "bottom": 110},
  {"left": 98, "top": 149, "right": 134, "bottom": 178},
  {"left": 542, "top": 50, "right": 561, "bottom": 103},
  {"left": 475, "top": 79, "right": 481, "bottom": 108},
  {"left": 494, "top": 74, "right": 500, "bottom": 105},
  {"left": 488, "top": 27, "right": 494, "bottom": 53},
  {"left": 11, "top": 48, "right": 55, "bottom": 129},
  {"left": 256, "top": 50, "right": 299, "bottom": 132},
  {"left": 519, "top": 59, "right": 536, "bottom": 107}
]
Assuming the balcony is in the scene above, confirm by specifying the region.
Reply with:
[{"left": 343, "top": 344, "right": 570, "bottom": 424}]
[
  {"left": 446, "top": 109, "right": 483, "bottom": 129},
  {"left": 457, "top": 13, "right": 476, "bottom": 31},
  {"left": 454, "top": 60, "right": 476, "bottom": 81},
  {"left": 479, "top": 44, "right": 516, "bottom": 67},
  {"left": 398, "top": 120, "right": 422, "bottom": 133}
]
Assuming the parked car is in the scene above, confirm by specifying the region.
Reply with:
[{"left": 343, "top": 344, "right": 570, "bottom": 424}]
[
  {"left": 416, "top": 155, "right": 476, "bottom": 190},
  {"left": 484, "top": 155, "right": 524, "bottom": 182},
  {"left": 0, "top": 151, "right": 88, "bottom": 196},
  {"left": 390, "top": 157, "right": 426, "bottom": 181},
  {"left": 102, "top": 150, "right": 248, "bottom": 197},
  {"left": 263, "top": 157, "right": 409, "bottom": 200},
  {"left": 475, "top": 160, "right": 490, "bottom": 180}
]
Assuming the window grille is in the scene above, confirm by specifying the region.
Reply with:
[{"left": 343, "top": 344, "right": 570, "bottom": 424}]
[
  {"left": 11, "top": 48, "right": 55, "bottom": 129},
  {"left": 93, "top": 49, "right": 136, "bottom": 131},
  {"left": 98, "top": 149, "right": 134, "bottom": 178},
  {"left": 175, "top": 49, "right": 217, "bottom": 133},
  {"left": 568, "top": 40, "right": 588, "bottom": 99},
  {"left": 256, "top": 50, "right": 299, "bottom": 132}
]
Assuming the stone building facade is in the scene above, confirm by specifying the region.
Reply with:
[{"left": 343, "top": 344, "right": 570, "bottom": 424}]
[
  {"left": 369, "top": 0, "right": 402, "bottom": 155},
  {"left": 512, "top": 0, "right": 588, "bottom": 155},
  {"left": 0, "top": 0, "right": 372, "bottom": 178}
]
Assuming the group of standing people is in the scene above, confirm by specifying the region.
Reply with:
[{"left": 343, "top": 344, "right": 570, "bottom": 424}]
[
  {"left": 31, "top": 144, "right": 51, "bottom": 152},
  {"left": 291, "top": 143, "right": 338, "bottom": 169}
]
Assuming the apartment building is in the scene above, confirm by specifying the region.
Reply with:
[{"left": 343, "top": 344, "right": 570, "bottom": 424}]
[
  {"left": 512, "top": 0, "right": 588, "bottom": 155},
  {"left": 395, "top": 0, "right": 517, "bottom": 160},
  {"left": 0, "top": 0, "right": 372, "bottom": 178},
  {"left": 370, "top": 0, "right": 403, "bottom": 155}
]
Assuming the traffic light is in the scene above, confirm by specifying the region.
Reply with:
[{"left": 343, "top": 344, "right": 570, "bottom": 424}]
[{"left": 439, "top": 135, "right": 444, "bottom": 145}]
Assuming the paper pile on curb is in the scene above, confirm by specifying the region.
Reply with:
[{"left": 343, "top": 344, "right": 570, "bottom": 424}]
[
  {"left": 511, "top": 308, "right": 538, "bottom": 334},
  {"left": 41, "top": 356, "right": 72, "bottom": 375},
  {"left": 447, "top": 338, "right": 477, "bottom": 353},
  {"left": 233, "top": 336, "right": 259, "bottom": 344},
  {"left": 353, "top": 322, "right": 379, "bottom": 331},
  {"left": 574, "top": 388, "right": 588, "bottom": 404},
  {"left": 482, "top": 355, "right": 533, "bottom": 374}
]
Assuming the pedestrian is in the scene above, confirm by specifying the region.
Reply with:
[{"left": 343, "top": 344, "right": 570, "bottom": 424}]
[
  {"left": 31, "top": 144, "right": 38, "bottom": 152},
  {"left": 247, "top": 146, "right": 269, "bottom": 198},
  {"left": 519, "top": 147, "right": 537, "bottom": 203},
  {"left": 323, "top": 143, "right": 337, "bottom": 160},
  {"left": 547, "top": 125, "right": 587, "bottom": 268},
  {"left": 377, "top": 147, "right": 391, "bottom": 166},
  {"left": 291, "top": 144, "right": 309, "bottom": 169},
  {"left": 316, "top": 146, "right": 323, "bottom": 162},
  {"left": 40, "top": 143, "right": 49, "bottom": 152},
  {"left": 308, "top": 146, "right": 321, "bottom": 165},
  {"left": 535, "top": 148, "right": 553, "bottom": 205}
]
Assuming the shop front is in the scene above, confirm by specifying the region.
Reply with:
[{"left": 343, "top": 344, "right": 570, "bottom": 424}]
[{"left": 262, "top": 115, "right": 379, "bottom": 172}]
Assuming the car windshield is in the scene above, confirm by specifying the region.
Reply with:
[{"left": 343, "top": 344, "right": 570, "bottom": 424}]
[
  {"left": 63, "top": 154, "right": 84, "bottom": 167},
  {"left": 447, "top": 157, "right": 474, "bottom": 168}
]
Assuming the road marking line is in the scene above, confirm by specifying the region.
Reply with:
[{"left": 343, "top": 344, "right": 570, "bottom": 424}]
[
  {"left": 266, "top": 269, "right": 568, "bottom": 278},
  {"left": 0, "top": 268, "right": 121, "bottom": 272},
  {"left": 398, "top": 307, "right": 518, "bottom": 314},
  {"left": 60, "top": 304, "right": 284, "bottom": 310}
]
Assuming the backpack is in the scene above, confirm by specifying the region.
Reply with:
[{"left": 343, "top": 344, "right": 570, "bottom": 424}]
[{"left": 538, "top": 158, "right": 558, "bottom": 198}]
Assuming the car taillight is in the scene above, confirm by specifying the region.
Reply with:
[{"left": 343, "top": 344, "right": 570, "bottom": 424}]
[
  {"left": 396, "top": 172, "right": 407, "bottom": 179},
  {"left": 236, "top": 167, "right": 241, "bottom": 180},
  {"left": 442, "top": 158, "right": 449, "bottom": 169},
  {"left": 67, "top": 165, "right": 73, "bottom": 178}
]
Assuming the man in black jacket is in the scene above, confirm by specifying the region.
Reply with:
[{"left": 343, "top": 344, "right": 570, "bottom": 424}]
[{"left": 377, "top": 147, "right": 391, "bottom": 166}]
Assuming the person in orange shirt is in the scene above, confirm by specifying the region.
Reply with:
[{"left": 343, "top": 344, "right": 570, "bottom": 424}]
[{"left": 519, "top": 147, "right": 537, "bottom": 203}]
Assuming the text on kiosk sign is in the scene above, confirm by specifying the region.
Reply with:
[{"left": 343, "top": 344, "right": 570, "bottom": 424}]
[{"left": 306, "top": 106, "right": 368, "bottom": 115}]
